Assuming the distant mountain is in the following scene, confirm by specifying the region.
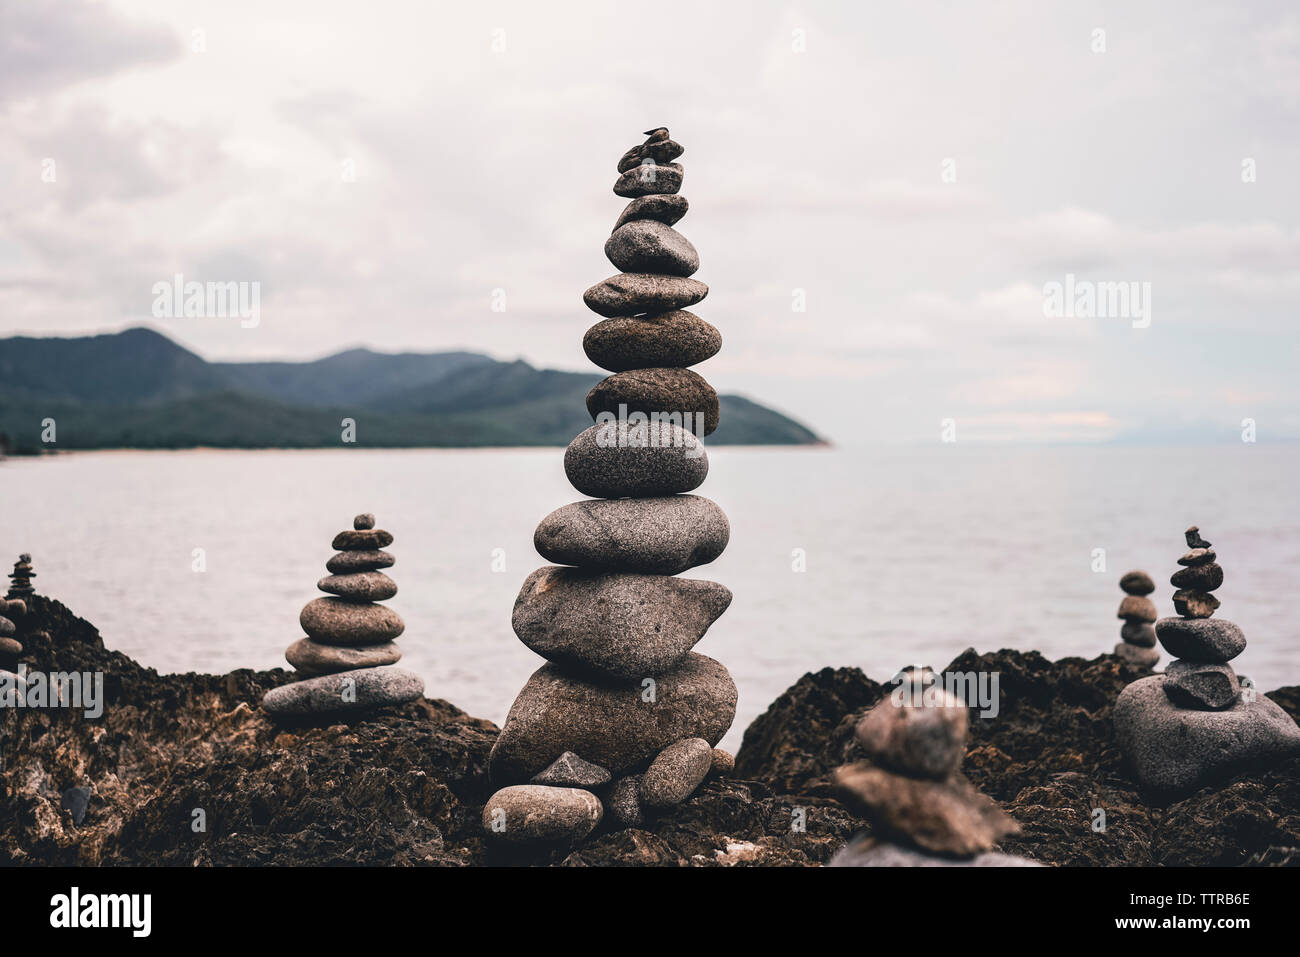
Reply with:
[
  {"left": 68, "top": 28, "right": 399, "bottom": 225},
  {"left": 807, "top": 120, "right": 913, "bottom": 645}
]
[{"left": 0, "top": 328, "right": 820, "bottom": 451}]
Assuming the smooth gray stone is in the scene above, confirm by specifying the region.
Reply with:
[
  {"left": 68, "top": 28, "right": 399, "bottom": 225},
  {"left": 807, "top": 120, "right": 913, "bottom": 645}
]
[
  {"left": 616, "top": 139, "right": 684, "bottom": 173},
  {"left": 331, "top": 528, "right": 393, "bottom": 550},
  {"left": 1119, "top": 570, "right": 1155, "bottom": 595},
  {"left": 531, "top": 751, "right": 612, "bottom": 789},
  {"left": 284, "top": 637, "right": 402, "bottom": 676},
  {"left": 61, "top": 787, "right": 91, "bottom": 826},
  {"left": 583, "top": 273, "right": 707, "bottom": 318},
  {"left": 1114, "top": 673, "right": 1300, "bottom": 797},
  {"left": 1120, "top": 621, "right": 1158, "bottom": 647},
  {"left": 583, "top": 311, "right": 720, "bottom": 373},
  {"left": 261, "top": 666, "right": 424, "bottom": 716},
  {"left": 586, "top": 367, "right": 719, "bottom": 436},
  {"left": 1114, "top": 642, "right": 1160, "bottom": 667},
  {"left": 613, "top": 194, "right": 688, "bottom": 232},
  {"left": 605, "top": 221, "right": 699, "bottom": 277},
  {"left": 1170, "top": 562, "right": 1223, "bottom": 592},
  {"left": 326, "top": 549, "right": 395, "bottom": 574},
  {"left": 613, "top": 163, "right": 682, "bottom": 197},
  {"left": 639, "top": 737, "right": 712, "bottom": 808},
  {"left": 829, "top": 837, "right": 1043, "bottom": 867},
  {"left": 1163, "top": 660, "right": 1240, "bottom": 710},
  {"left": 564, "top": 421, "right": 708, "bottom": 498},
  {"left": 710, "top": 748, "right": 734, "bottom": 777},
  {"left": 316, "top": 571, "right": 398, "bottom": 601},
  {"left": 1155, "top": 616, "right": 1245, "bottom": 662},
  {"left": 512, "top": 566, "right": 731, "bottom": 679},
  {"left": 488, "top": 653, "right": 737, "bottom": 783},
  {"left": 1117, "top": 595, "right": 1158, "bottom": 623},
  {"left": 854, "top": 689, "right": 969, "bottom": 780},
  {"left": 608, "top": 775, "right": 645, "bottom": 828},
  {"left": 299, "top": 597, "right": 405, "bottom": 645},
  {"left": 1177, "top": 547, "right": 1216, "bottom": 566},
  {"left": 534, "top": 494, "right": 729, "bottom": 574},
  {"left": 481, "top": 785, "right": 603, "bottom": 844}
]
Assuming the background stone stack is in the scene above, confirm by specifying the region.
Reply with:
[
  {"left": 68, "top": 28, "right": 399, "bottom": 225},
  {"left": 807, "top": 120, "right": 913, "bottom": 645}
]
[
  {"left": 1114, "top": 570, "right": 1159, "bottom": 667},
  {"left": 262, "top": 513, "right": 424, "bottom": 718},
  {"left": 7, "top": 554, "right": 35, "bottom": 598},
  {"left": 1115, "top": 526, "right": 1300, "bottom": 797},
  {"left": 830, "top": 668, "right": 1038, "bottom": 866},
  {"left": 482, "top": 128, "right": 738, "bottom": 848}
]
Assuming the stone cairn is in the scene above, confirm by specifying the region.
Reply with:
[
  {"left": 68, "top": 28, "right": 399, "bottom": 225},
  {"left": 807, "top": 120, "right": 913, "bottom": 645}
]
[
  {"left": 7, "top": 553, "right": 35, "bottom": 598},
  {"left": 482, "top": 128, "right": 738, "bottom": 848},
  {"left": 262, "top": 513, "right": 424, "bottom": 718},
  {"left": 1115, "top": 526, "right": 1300, "bottom": 797},
  {"left": 830, "top": 668, "right": 1037, "bottom": 866},
  {"left": 1114, "top": 570, "right": 1159, "bottom": 667}
]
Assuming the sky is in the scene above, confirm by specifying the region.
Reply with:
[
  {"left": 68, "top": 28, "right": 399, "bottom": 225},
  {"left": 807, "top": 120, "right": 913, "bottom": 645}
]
[{"left": 1, "top": 0, "right": 1297, "bottom": 445}]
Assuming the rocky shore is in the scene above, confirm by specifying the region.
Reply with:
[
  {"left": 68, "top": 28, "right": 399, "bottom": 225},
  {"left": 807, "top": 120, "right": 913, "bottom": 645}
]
[{"left": 2, "top": 594, "right": 1298, "bottom": 866}]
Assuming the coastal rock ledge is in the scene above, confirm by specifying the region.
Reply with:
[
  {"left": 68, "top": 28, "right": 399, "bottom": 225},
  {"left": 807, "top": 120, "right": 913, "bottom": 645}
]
[{"left": 2, "top": 596, "right": 1298, "bottom": 866}]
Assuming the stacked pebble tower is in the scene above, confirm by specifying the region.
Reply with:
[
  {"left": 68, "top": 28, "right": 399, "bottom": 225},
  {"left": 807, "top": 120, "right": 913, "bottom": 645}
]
[
  {"left": 7, "top": 553, "right": 35, "bottom": 598},
  {"left": 1115, "top": 526, "right": 1300, "bottom": 796},
  {"left": 482, "top": 128, "right": 738, "bottom": 847},
  {"left": 261, "top": 513, "right": 425, "bottom": 718},
  {"left": 830, "top": 668, "right": 1038, "bottom": 866},
  {"left": 1114, "top": 570, "right": 1159, "bottom": 667}
]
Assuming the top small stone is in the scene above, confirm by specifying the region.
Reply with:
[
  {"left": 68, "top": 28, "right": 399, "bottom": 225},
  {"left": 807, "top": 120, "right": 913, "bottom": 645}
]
[
  {"left": 854, "top": 673, "right": 969, "bottom": 780},
  {"left": 1119, "top": 570, "right": 1154, "bottom": 596},
  {"left": 354, "top": 513, "right": 376, "bottom": 530},
  {"left": 1185, "top": 526, "right": 1212, "bottom": 549},
  {"left": 643, "top": 127, "right": 669, "bottom": 142}
]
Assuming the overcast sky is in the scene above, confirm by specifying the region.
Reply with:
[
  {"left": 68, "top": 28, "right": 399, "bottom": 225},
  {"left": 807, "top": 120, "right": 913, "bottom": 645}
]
[{"left": 2, "top": 0, "right": 1297, "bottom": 444}]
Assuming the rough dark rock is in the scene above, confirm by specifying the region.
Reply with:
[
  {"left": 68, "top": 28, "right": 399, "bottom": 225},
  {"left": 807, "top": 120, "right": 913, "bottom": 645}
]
[
  {"left": 583, "top": 273, "right": 708, "bottom": 318},
  {"left": 534, "top": 495, "right": 729, "bottom": 575},
  {"left": 531, "top": 752, "right": 611, "bottom": 789},
  {"left": 583, "top": 311, "right": 721, "bottom": 373},
  {"left": 60, "top": 787, "right": 91, "bottom": 827},
  {"left": 616, "top": 139, "right": 684, "bottom": 173},
  {"left": 586, "top": 367, "right": 719, "bottom": 436},
  {"left": 607, "top": 775, "right": 644, "bottom": 828}
]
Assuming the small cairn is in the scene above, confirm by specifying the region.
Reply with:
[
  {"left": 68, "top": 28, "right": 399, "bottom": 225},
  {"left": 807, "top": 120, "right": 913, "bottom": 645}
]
[
  {"left": 1115, "top": 527, "right": 1300, "bottom": 796},
  {"left": 7, "top": 553, "right": 35, "bottom": 598},
  {"left": 830, "top": 668, "right": 1038, "bottom": 866},
  {"left": 482, "top": 128, "right": 737, "bottom": 848},
  {"left": 1114, "top": 570, "right": 1159, "bottom": 667},
  {"left": 261, "top": 513, "right": 424, "bottom": 718}
]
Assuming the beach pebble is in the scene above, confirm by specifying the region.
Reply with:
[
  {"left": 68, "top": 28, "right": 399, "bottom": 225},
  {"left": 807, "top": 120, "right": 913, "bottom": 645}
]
[
  {"left": 855, "top": 689, "right": 969, "bottom": 780},
  {"left": 1170, "top": 562, "right": 1224, "bottom": 592},
  {"left": 481, "top": 785, "right": 603, "bottom": 845},
  {"left": 613, "top": 163, "right": 682, "bottom": 197},
  {"left": 353, "top": 513, "right": 375, "bottom": 530},
  {"left": 639, "top": 737, "right": 712, "bottom": 808},
  {"left": 512, "top": 566, "right": 731, "bottom": 680},
  {"left": 1116, "top": 595, "right": 1158, "bottom": 623},
  {"left": 1119, "top": 570, "right": 1155, "bottom": 595},
  {"left": 1114, "top": 642, "right": 1160, "bottom": 667},
  {"left": 531, "top": 751, "right": 612, "bottom": 789},
  {"left": 1163, "top": 660, "right": 1240, "bottom": 711},
  {"left": 299, "top": 597, "right": 405, "bottom": 645},
  {"left": 583, "top": 311, "right": 720, "bottom": 373},
  {"left": 1177, "top": 547, "right": 1216, "bottom": 567},
  {"left": 534, "top": 495, "right": 729, "bottom": 574},
  {"left": 331, "top": 528, "right": 394, "bottom": 551},
  {"left": 608, "top": 775, "right": 645, "bottom": 828},
  {"left": 316, "top": 571, "right": 398, "bottom": 601},
  {"left": 583, "top": 273, "right": 708, "bottom": 318},
  {"left": 1114, "top": 674, "right": 1300, "bottom": 796},
  {"left": 1155, "top": 617, "right": 1245, "bottom": 662},
  {"left": 616, "top": 139, "right": 684, "bottom": 173},
  {"left": 488, "top": 653, "right": 737, "bottom": 783},
  {"left": 563, "top": 421, "right": 708, "bottom": 498},
  {"left": 325, "top": 549, "right": 396, "bottom": 574},
  {"left": 586, "top": 367, "right": 719, "bottom": 436},
  {"left": 605, "top": 221, "right": 699, "bottom": 277},
  {"left": 1172, "top": 589, "right": 1220, "bottom": 619},
  {"left": 1120, "top": 621, "right": 1158, "bottom": 647},
  {"left": 285, "top": 637, "right": 402, "bottom": 676},
  {"left": 613, "top": 194, "right": 689, "bottom": 232},
  {"left": 709, "top": 748, "right": 735, "bottom": 777},
  {"left": 261, "top": 666, "right": 424, "bottom": 716}
]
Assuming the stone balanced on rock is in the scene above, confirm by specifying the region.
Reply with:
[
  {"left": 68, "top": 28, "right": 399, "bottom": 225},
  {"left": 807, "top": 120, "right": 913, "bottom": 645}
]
[
  {"left": 483, "top": 128, "right": 737, "bottom": 848},
  {"left": 1114, "top": 570, "right": 1159, "bottom": 667},
  {"left": 830, "top": 669, "right": 1039, "bottom": 866},
  {"left": 1114, "top": 526, "right": 1300, "bottom": 797},
  {"left": 262, "top": 513, "right": 424, "bottom": 718}
]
